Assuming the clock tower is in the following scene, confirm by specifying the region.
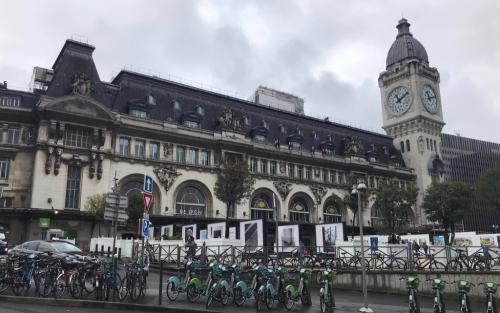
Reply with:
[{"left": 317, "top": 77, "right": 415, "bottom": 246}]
[{"left": 379, "top": 18, "right": 445, "bottom": 226}]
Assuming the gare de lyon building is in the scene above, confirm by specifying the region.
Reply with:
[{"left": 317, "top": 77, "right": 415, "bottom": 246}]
[{"left": 1, "top": 19, "right": 499, "bottom": 249}]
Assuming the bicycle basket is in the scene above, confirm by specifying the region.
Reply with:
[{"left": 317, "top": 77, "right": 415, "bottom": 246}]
[
  {"left": 457, "top": 280, "right": 472, "bottom": 292},
  {"left": 322, "top": 269, "right": 336, "bottom": 280},
  {"left": 405, "top": 276, "right": 419, "bottom": 288},
  {"left": 485, "top": 282, "right": 497, "bottom": 293},
  {"left": 431, "top": 278, "right": 445, "bottom": 290},
  {"left": 186, "top": 260, "right": 200, "bottom": 271},
  {"left": 299, "top": 267, "right": 312, "bottom": 280}
]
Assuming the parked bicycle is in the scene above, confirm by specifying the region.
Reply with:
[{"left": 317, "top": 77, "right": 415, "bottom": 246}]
[
  {"left": 427, "top": 277, "right": 447, "bottom": 313},
  {"left": 447, "top": 248, "right": 486, "bottom": 271},
  {"left": 234, "top": 263, "right": 266, "bottom": 306},
  {"left": 479, "top": 282, "right": 498, "bottom": 313},
  {"left": 283, "top": 267, "right": 312, "bottom": 310},
  {"left": 453, "top": 280, "right": 474, "bottom": 313},
  {"left": 206, "top": 263, "right": 230, "bottom": 308},
  {"left": 319, "top": 269, "right": 336, "bottom": 313},
  {"left": 401, "top": 275, "right": 421, "bottom": 313},
  {"left": 166, "top": 260, "right": 200, "bottom": 301}
]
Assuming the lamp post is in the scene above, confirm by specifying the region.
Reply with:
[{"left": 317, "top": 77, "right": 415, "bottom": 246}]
[{"left": 352, "top": 180, "right": 372, "bottom": 313}]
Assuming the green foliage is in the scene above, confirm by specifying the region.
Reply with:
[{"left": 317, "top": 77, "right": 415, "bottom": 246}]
[
  {"left": 423, "top": 181, "right": 473, "bottom": 245},
  {"left": 162, "top": 234, "right": 182, "bottom": 240},
  {"left": 84, "top": 194, "right": 106, "bottom": 220},
  {"left": 476, "top": 166, "right": 500, "bottom": 211},
  {"left": 127, "top": 190, "right": 144, "bottom": 225},
  {"left": 372, "top": 180, "right": 418, "bottom": 235},
  {"left": 214, "top": 159, "right": 256, "bottom": 217}
]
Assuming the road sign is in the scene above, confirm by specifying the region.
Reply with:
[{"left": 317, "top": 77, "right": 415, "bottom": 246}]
[
  {"left": 142, "top": 219, "right": 151, "bottom": 237},
  {"left": 144, "top": 175, "right": 153, "bottom": 194},
  {"left": 104, "top": 207, "right": 129, "bottom": 223},
  {"left": 106, "top": 194, "right": 128, "bottom": 208},
  {"left": 143, "top": 193, "right": 153, "bottom": 215}
]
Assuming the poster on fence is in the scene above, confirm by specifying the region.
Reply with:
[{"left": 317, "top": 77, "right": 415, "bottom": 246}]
[
  {"left": 229, "top": 227, "right": 236, "bottom": 240},
  {"left": 479, "top": 234, "right": 497, "bottom": 247},
  {"left": 208, "top": 222, "right": 226, "bottom": 239},
  {"left": 161, "top": 225, "right": 173, "bottom": 238},
  {"left": 240, "top": 219, "right": 264, "bottom": 252},
  {"left": 315, "top": 223, "right": 344, "bottom": 253},
  {"left": 200, "top": 229, "right": 208, "bottom": 240},
  {"left": 277, "top": 225, "right": 300, "bottom": 253},
  {"left": 182, "top": 224, "right": 197, "bottom": 242}
]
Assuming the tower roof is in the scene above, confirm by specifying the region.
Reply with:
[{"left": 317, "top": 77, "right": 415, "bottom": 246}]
[{"left": 386, "top": 18, "right": 429, "bottom": 69}]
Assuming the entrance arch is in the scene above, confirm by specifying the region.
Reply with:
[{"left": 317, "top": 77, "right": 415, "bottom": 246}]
[
  {"left": 250, "top": 188, "right": 280, "bottom": 220},
  {"left": 288, "top": 192, "right": 314, "bottom": 223},
  {"left": 323, "top": 196, "right": 343, "bottom": 223},
  {"left": 118, "top": 174, "right": 161, "bottom": 214},
  {"left": 173, "top": 180, "right": 213, "bottom": 217}
]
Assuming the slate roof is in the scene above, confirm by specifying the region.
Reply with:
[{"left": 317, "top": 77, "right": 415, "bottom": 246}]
[
  {"left": 4, "top": 39, "right": 407, "bottom": 167},
  {"left": 386, "top": 19, "right": 429, "bottom": 69}
]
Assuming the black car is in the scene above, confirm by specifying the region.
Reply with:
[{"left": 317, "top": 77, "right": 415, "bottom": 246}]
[{"left": 9, "top": 240, "right": 83, "bottom": 256}]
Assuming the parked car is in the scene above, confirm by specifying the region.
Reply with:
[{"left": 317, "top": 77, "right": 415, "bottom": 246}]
[
  {"left": 9, "top": 240, "right": 83, "bottom": 257},
  {"left": 0, "top": 232, "right": 7, "bottom": 255}
]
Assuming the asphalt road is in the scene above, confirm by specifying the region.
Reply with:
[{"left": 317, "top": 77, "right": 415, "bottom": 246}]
[{"left": 0, "top": 269, "right": 485, "bottom": 313}]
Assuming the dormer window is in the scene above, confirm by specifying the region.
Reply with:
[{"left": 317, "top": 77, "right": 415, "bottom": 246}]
[
  {"left": 196, "top": 105, "right": 205, "bottom": 116},
  {"left": 242, "top": 115, "right": 250, "bottom": 126},
  {"left": 183, "top": 120, "right": 200, "bottom": 129},
  {"left": 147, "top": 95, "right": 156, "bottom": 106},
  {"left": 130, "top": 109, "right": 149, "bottom": 119},
  {"left": 173, "top": 100, "right": 181, "bottom": 111},
  {"left": 254, "top": 134, "right": 266, "bottom": 142}
]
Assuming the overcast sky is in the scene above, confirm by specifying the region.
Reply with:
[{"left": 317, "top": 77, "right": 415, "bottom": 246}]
[{"left": 1, "top": 0, "right": 499, "bottom": 142}]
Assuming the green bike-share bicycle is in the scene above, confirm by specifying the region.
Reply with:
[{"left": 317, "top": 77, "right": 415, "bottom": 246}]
[
  {"left": 453, "top": 280, "right": 474, "bottom": 313},
  {"left": 283, "top": 267, "right": 312, "bottom": 311},
  {"left": 255, "top": 267, "right": 288, "bottom": 312},
  {"left": 426, "top": 277, "right": 447, "bottom": 313},
  {"left": 479, "top": 281, "right": 498, "bottom": 313},
  {"left": 206, "top": 263, "right": 230, "bottom": 309},
  {"left": 400, "top": 275, "right": 421, "bottom": 313},
  {"left": 186, "top": 262, "right": 217, "bottom": 303},
  {"left": 319, "top": 269, "right": 336, "bottom": 313},
  {"left": 165, "top": 260, "right": 200, "bottom": 301}
]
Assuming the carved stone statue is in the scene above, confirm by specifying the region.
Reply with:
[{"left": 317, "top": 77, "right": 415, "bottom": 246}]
[
  {"left": 417, "top": 136, "right": 425, "bottom": 153},
  {"left": 219, "top": 107, "right": 242, "bottom": 132},
  {"left": 45, "top": 147, "right": 54, "bottom": 175},
  {"left": 153, "top": 166, "right": 181, "bottom": 191},
  {"left": 97, "top": 153, "right": 104, "bottom": 180},
  {"left": 344, "top": 136, "right": 365, "bottom": 157},
  {"left": 310, "top": 185, "right": 327, "bottom": 204},
  {"left": 89, "top": 153, "right": 96, "bottom": 179},
  {"left": 163, "top": 143, "right": 173, "bottom": 158},
  {"left": 54, "top": 148, "right": 62, "bottom": 175},
  {"left": 273, "top": 181, "right": 292, "bottom": 201},
  {"left": 72, "top": 73, "right": 93, "bottom": 97}
]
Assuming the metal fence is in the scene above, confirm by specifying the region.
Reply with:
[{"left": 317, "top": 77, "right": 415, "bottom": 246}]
[{"left": 136, "top": 242, "right": 500, "bottom": 272}]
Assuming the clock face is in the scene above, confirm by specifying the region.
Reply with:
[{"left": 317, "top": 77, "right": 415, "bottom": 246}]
[
  {"left": 387, "top": 86, "right": 411, "bottom": 114},
  {"left": 422, "top": 85, "right": 438, "bottom": 113}
]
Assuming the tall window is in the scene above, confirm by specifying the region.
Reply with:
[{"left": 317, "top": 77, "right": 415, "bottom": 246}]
[
  {"left": 289, "top": 197, "right": 310, "bottom": 222},
  {"left": 426, "top": 138, "right": 430, "bottom": 150},
  {"left": 63, "top": 125, "right": 91, "bottom": 148},
  {"left": 306, "top": 167, "right": 312, "bottom": 180},
  {"left": 130, "top": 109, "right": 149, "bottom": 119},
  {"left": 297, "top": 165, "right": 304, "bottom": 179},
  {"left": 251, "top": 191, "right": 275, "bottom": 220},
  {"left": 7, "top": 128, "right": 21, "bottom": 145},
  {"left": 330, "top": 170, "right": 335, "bottom": 183},
  {"left": 65, "top": 166, "right": 81, "bottom": 209},
  {"left": 150, "top": 142, "right": 159, "bottom": 160},
  {"left": 187, "top": 148, "right": 198, "bottom": 165},
  {"left": 119, "top": 138, "right": 130, "bottom": 156},
  {"left": 288, "top": 163, "right": 295, "bottom": 178},
  {"left": 250, "top": 158, "right": 257, "bottom": 173},
  {"left": 270, "top": 161, "right": 277, "bottom": 176},
  {"left": 260, "top": 160, "right": 268, "bottom": 174},
  {"left": 176, "top": 146, "right": 185, "bottom": 163},
  {"left": 135, "top": 140, "right": 145, "bottom": 158},
  {"left": 400, "top": 141, "right": 405, "bottom": 153},
  {"left": 201, "top": 150, "right": 210, "bottom": 166},
  {"left": 406, "top": 139, "right": 411, "bottom": 152},
  {"left": 322, "top": 169, "right": 328, "bottom": 182},
  {"left": 338, "top": 172, "right": 344, "bottom": 184},
  {"left": 0, "top": 159, "right": 8, "bottom": 179},
  {"left": 324, "top": 199, "right": 342, "bottom": 223}
]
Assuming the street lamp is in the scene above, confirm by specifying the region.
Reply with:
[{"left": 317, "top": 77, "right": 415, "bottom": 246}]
[{"left": 352, "top": 180, "right": 373, "bottom": 313}]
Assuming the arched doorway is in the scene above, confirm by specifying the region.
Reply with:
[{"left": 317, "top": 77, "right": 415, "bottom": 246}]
[
  {"left": 323, "top": 196, "right": 343, "bottom": 223},
  {"left": 371, "top": 202, "right": 383, "bottom": 229},
  {"left": 250, "top": 188, "right": 279, "bottom": 220},
  {"left": 119, "top": 174, "right": 161, "bottom": 214},
  {"left": 288, "top": 193, "right": 314, "bottom": 223},
  {"left": 173, "top": 181, "right": 213, "bottom": 217}
]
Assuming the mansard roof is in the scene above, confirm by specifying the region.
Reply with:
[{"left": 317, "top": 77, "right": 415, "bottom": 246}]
[{"left": 14, "top": 39, "right": 406, "bottom": 167}]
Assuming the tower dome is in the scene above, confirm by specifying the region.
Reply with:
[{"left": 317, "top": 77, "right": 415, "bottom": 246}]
[{"left": 386, "top": 18, "right": 428, "bottom": 69}]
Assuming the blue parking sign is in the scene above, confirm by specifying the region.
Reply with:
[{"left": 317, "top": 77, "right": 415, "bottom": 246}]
[
  {"left": 144, "top": 175, "right": 153, "bottom": 194},
  {"left": 142, "top": 219, "right": 150, "bottom": 237}
]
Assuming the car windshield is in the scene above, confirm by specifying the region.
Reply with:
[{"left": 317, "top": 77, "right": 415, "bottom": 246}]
[{"left": 50, "top": 241, "right": 81, "bottom": 253}]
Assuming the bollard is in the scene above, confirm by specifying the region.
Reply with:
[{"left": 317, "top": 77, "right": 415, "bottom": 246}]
[
  {"left": 107, "top": 246, "right": 111, "bottom": 258},
  {"left": 158, "top": 247, "right": 163, "bottom": 305},
  {"left": 118, "top": 248, "right": 122, "bottom": 260},
  {"left": 101, "top": 245, "right": 104, "bottom": 256}
]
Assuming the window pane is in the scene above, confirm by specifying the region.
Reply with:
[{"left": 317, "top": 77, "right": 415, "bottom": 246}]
[
  {"left": 0, "top": 159, "right": 8, "bottom": 179},
  {"left": 131, "top": 109, "right": 148, "bottom": 118},
  {"left": 187, "top": 148, "right": 198, "bottom": 165},
  {"left": 183, "top": 120, "right": 199, "bottom": 129},
  {"left": 260, "top": 160, "right": 268, "bottom": 174},
  {"left": 201, "top": 150, "right": 210, "bottom": 166},
  {"left": 7, "top": 128, "right": 21, "bottom": 144},
  {"left": 135, "top": 140, "right": 145, "bottom": 158},
  {"left": 176, "top": 146, "right": 185, "bottom": 163},
  {"left": 119, "top": 138, "right": 130, "bottom": 156},
  {"left": 63, "top": 125, "right": 91, "bottom": 148},
  {"left": 176, "top": 186, "right": 205, "bottom": 216},
  {"left": 65, "top": 166, "right": 81, "bottom": 209},
  {"left": 306, "top": 167, "right": 311, "bottom": 180},
  {"left": 270, "top": 161, "right": 277, "bottom": 176},
  {"left": 150, "top": 143, "right": 159, "bottom": 159},
  {"left": 288, "top": 164, "right": 294, "bottom": 177},
  {"left": 297, "top": 166, "right": 303, "bottom": 179},
  {"left": 250, "top": 158, "right": 257, "bottom": 173}
]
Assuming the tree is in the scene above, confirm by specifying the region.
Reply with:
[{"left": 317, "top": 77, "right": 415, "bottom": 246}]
[
  {"left": 214, "top": 159, "right": 255, "bottom": 237},
  {"left": 85, "top": 194, "right": 106, "bottom": 238},
  {"left": 127, "top": 190, "right": 144, "bottom": 228},
  {"left": 423, "top": 181, "right": 473, "bottom": 245},
  {"left": 476, "top": 166, "right": 500, "bottom": 211},
  {"left": 372, "top": 180, "right": 418, "bottom": 236}
]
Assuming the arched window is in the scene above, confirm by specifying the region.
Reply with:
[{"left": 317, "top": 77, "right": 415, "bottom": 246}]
[
  {"left": 371, "top": 203, "right": 383, "bottom": 229},
  {"left": 323, "top": 198, "right": 342, "bottom": 223},
  {"left": 289, "top": 196, "right": 310, "bottom": 222},
  {"left": 400, "top": 141, "right": 405, "bottom": 153},
  {"left": 406, "top": 139, "right": 410, "bottom": 152},
  {"left": 250, "top": 190, "right": 276, "bottom": 220},
  {"left": 176, "top": 186, "right": 206, "bottom": 216}
]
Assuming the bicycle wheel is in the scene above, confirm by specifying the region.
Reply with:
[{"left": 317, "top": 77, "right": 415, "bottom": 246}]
[
  {"left": 54, "top": 273, "right": 66, "bottom": 298},
  {"left": 284, "top": 290, "right": 294, "bottom": 311},
  {"left": 445, "top": 260, "right": 461, "bottom": 271},
  {"left": 83, "top": 271, "right": 96, "bottom": 294},
  {"left": 390, "top": 258, "right": 406, "bottom": 270},
  {"left": 36, "top": 271, "right": 52, "bottom": 297},
  {"left": 490, "top": 296, "right": 497, "bottom": 313},
  {"left": 69, "top": 272, "right": 83, "bottom": 299},
  {"left": 320, "top": 294, "right": 326, "bottom": 313},
  {"left": 301, "top": 284, "right": 312, "bottom": 305},
  {"left": 130, "top": 276, "right": 141, "bottom": 302},
  {"left": 118, "top": 276, "right": 128, "bottom": 301},
  {"left": 414, "top": 290, "right": 421, "bottom": 313},
  {"left": 256, "top": 290, "right": 264, "bottom": 312},
  {"left": 438, "top": 291, "right": 446, "bottom": 313},
  {"left": 265, "top": 290, "right": 274, "bottom": 310},
  {"left": 221, "top": 286, "right": 229, "bottom": 305},
  {"left": 0, "top": 267, "right": 9, "bottom": 294},
  {"left": 186, "top": 283, "right": 200, "bottom": 303},
  {"left": 233, "top": 286, "right": 245, "bottom": 306},
  {"left": 166, "top": 281, "right": 178, "bottom": 301},
  {"left": 206, "top": 288, "right": 214, "bottom": 309},
  {"left": 11, "top": 271, "right": 25, "bottom": 296},
  {"left": 473, "top": 259, "right": 486, "bottom": 271}
]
